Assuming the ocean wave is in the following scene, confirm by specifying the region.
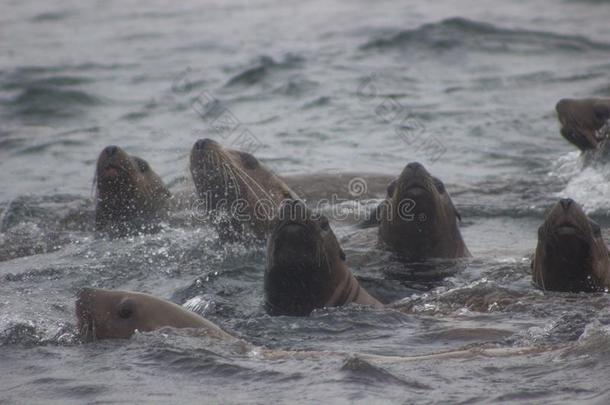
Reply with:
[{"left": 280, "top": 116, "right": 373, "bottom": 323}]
[
  {"left": 360, "top": 17, "right": 610, "bottom": 54},
  {"left": 225, "top": 54, "right": 305, "bottom": 87},
  {"left": 6, "top": 86, "right": 101, "bottom": 119}
]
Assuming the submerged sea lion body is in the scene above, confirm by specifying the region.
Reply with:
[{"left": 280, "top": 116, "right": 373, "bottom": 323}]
[
  {"left": 189, "top": 139, "right": 297, "bottom": 239},
  {"left": 282, "top": 172, "right": 394, "bottom": 201},
  {"left": 75, "top": 288, "right": 234, "bottom": 341},
  {"left": 265, "top": 199, "right": 382, "bottom": 316},
  {"left": 532, "top": 198, "right": 610, "bottom": 292},
  {"left": 377, "top": 162, "right": 469, "bottom": 261},
  {"left": 95, "top": 145, "right": 171, "bottom": 237},
  {"left": 556, "top": 98, "right": 610, "bottom": 152}
]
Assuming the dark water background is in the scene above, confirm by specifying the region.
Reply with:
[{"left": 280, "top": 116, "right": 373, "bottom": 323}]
[{"left": 2, "top": 0, "right": 610, "bottom": 403}]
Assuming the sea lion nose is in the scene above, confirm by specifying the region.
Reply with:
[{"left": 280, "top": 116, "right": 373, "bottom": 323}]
[
  {"left": 559, "top": 198, "right": 574, "bottom": 211},
  {"left": 279, "top": 199, "right": 306, "bottom": 221},
  {"left": 194, "top": 138, "right": 216, "bottom": 150},
  {"left": 406, "top": 162, "right": 424, "bottom": 172},
  {"left": 104, "top": 145, "right": 119, "bottom": 157}
]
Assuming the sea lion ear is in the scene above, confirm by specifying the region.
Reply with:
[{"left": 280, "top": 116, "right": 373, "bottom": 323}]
[
  {"left": 386, "top": 179, "right": 397, "bottom": 198},
  {"left": 239, "top": 152, "right": 259, "bottom": 169},
  {"left": 339, "top": 249, "right": 346, "bottom": 261},
  {"left": 454, "top": 207, "right": 462, "bottom": 222},
  {"left": 589, "top": 219, "right": 602, "bottom": 237}
]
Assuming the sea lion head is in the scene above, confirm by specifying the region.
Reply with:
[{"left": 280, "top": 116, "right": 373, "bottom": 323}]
[
  {"left": 533, "top": 198, "right": 609, "bottom": 292},
  {"left": 379, "top": 162, "right": 467, "bottom": 260},
  {"left": 189, "top": 139, "right": 295, "bottom": 237},
  {"left": 556, "top": 98, "right": 610, "bottom": 151},
  {"left": 75, "top": 288, "right": 222, "bottom": 341},
  {"left": 95, "top": 145, "right": 171, "bottom": 236},
  {"left": 265, "top": 199, "right": 347, "bottom": 316}
]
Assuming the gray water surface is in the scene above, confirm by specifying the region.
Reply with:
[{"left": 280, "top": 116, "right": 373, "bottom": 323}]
[{"left": 2, "top": 0, "right": 610, "bottom": 403}]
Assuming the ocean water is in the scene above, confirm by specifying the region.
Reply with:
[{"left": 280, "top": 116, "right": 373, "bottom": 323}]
[{"left": 2, "top": 0, "right": 610, "bottom": 403}]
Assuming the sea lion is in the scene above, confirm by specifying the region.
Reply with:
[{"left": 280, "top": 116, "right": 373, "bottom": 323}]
[
  {"left": 265, "top": 199, "right": 382, "bottom": 316},
  {"left": 189, "top": 138, "right": 298, "bottom": 239},
  {"left": 531, "top": 198, "right": 610, "bottom": 292},
  {"left": 95, "top": 145, "right": 171, "bottom": 237},
  {"left": 556, "top": 98, "right": 610, "bottom": 151},
  {"left": 75, "top": 288, "right": 234, "bottom": 341},
  {"left": 376, "top": 162, "right": 470, "bottom": 261},
  {"left": 73, "top": 288, "right": 550, "bottom": 365}
]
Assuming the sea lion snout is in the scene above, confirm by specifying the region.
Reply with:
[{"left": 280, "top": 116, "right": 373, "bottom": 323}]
[
  {"left": 397, "top": 162, "right": 434, "bottom": 194},
  {"left": 555, "top": 98, "right": 571, "bottom": 120},
  {"left": 102, "top": 145, "right": 119, "bottom": 157},
  {"left": 193, "top": 138, "right": 218, "bottom": 150},
  {"left": 190, "top": 138, "right": 220, "bottom": 166},
  {"left": 401, "top": 161, "right": 430, "bottom": 179},
  {"left": 405, "top": 161, "right": 425, "bottom": 172},
  {"left": 75, "top": 288, "right": 96, "bottom": 341},
  {"left": 559, "top": 198, "right": 574, "bottom": 211},
  {"left": 97, "top": 145, "right": 129, "bottom": 168},
  {"left": 272, "top": 199, "right": 318, "bottom": 254}
]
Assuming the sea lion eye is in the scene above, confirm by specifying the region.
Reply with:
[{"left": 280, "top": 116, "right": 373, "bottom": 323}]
[
  {"left": 433, "top": 178, "right": 445, "bottom": 193},
  {"left": 117, "top": 299, "right": 135, "bottom": 319},
  {"left": 386, "top": 180, "right": 396, "bottom": 197},
  {"left": 319, "top": 216, "right": 329, "bottom": 230},
  {"left": 593, "top": 104, "right": 610, "bottom": 122},
  {"left": 134, "top": 157, "right": 150, "bottom": 172},
  {"left": 240, "top": 153, "right": 259, "bottom": 169}
]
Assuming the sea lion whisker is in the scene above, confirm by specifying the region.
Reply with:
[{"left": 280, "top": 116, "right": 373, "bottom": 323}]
[
  {"left": 224, "top": 162, "right": 259, "bottom": 200},
  {"left": 91, "top": 172, "right": 98, "bottom": 198},
  {"left": 90, "top": 318, "right": 97, "bottom": 342},
  {"left": 216, "top": 154, "right": 238, "bottom": 196},
  {"left": 222, "top": 162, "right": 242, "bottom": 197},
  {"left": 229, "top": 162, "right": 278, "bottom": 207}
]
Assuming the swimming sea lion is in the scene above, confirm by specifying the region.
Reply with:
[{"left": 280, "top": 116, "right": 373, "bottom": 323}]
[
  {"left": 556, "top": 98, "right": 610, "bottom": 151},
  {"left": 265, "top": 199, "right": 382, "bottom": 316},
  {"left": 189, "top": 139, "right": 297, "bottom": 239},
  {"left": 95, "top": 145, "right": 171, "bottom": 237},
  {"left": 73, "top": 288, "right": 547, "bottom": 366},
  {"left": 377, "top": 162, "right": 470, "bottom": 261},
  {"left": 75, "top": 288, "right": 234, "bottom": 341},
  {"left": 531, "top": 198, "right": 610, "bottom": 292}
]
